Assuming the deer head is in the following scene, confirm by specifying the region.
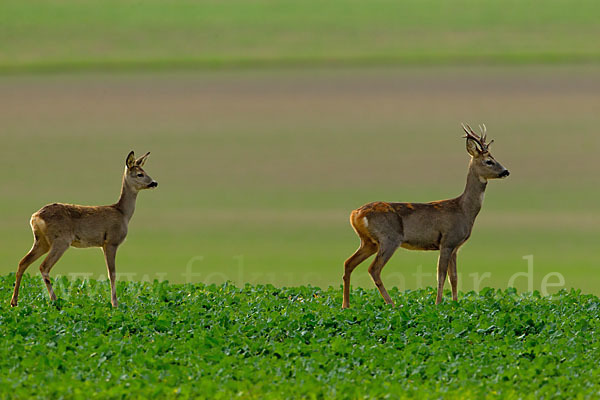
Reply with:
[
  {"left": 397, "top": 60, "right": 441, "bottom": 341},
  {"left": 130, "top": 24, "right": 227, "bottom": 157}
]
[
  {"left": 462, "top": 123, "right": 509, "bottom": 181},
  {"left": 125, "top": 151, "right": 158, "bottom": 191}
]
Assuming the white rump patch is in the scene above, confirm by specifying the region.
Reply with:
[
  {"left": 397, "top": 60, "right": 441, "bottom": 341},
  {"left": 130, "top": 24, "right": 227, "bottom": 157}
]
[
  {"left": 31, "top": 215, "right": 47, "bottom": 232},
  {"left": 362, "top": 217, "right": 369, "bottom": 227}
]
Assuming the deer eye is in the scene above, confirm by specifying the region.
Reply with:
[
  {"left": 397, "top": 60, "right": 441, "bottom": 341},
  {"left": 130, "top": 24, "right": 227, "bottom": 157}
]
[
  {"left": 137, "top": 173, "right": 144, "bottom": 177},
  {"left": 485, "top": 160, "right": 494, "bottom": 166}
]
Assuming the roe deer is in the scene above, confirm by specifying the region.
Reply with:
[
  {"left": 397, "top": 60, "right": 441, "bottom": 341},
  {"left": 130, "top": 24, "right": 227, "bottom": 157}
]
[
  {"left": 10, "top": 151, "right": 158, "bottom": 308},
  {"left": 342, "top": 124, "right": 509, "bottom": 308}
]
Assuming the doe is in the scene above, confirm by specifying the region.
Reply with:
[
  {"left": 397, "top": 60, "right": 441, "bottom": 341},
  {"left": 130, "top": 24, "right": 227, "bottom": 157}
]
[
  {"left": 10, "top": 151, "right": 158, "bottom": 308},
  {"left": 342, "top": 124, "right": 509, "bottom": 308}
]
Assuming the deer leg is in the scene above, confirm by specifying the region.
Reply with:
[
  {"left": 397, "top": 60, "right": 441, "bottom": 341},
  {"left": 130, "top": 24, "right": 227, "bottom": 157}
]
[
  {"left": 39, "top": 241, "right": 69, "bottom": 302},
  {"left": 448, "top": 251, "right": 458, "bottom": 301},
  {"left": 368, "top": 243, "right": 398, "bottom": 306},
  {"left": 103, "top": 244, "right": 119, "bottom": 308},
  {"left": 436, "top": 248, "right": 453, "bottom": 305},
  {"left": 342, "top": 240, "right": 377, "bottom": 309},
  {"left": 11, "top": 239, "right": 50, "bottom": 307}
]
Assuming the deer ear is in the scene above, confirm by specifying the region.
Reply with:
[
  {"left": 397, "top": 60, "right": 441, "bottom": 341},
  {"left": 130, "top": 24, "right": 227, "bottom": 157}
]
[
  {"left": 126, "top": 151, "right": 136, "bottom": 169},
  {"left": 466, "top": 138, "right": 481, "bottom": 156},
  {"left": 135, "top": 152, "right": 150, "bottom": 167}
]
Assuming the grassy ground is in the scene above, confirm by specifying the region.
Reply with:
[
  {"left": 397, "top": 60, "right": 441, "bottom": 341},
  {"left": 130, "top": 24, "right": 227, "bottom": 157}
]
[
  {"left": 1, "top": 0, "right": 600, "bottom": 72},
  {"left": 1, "top": 66, "right": 599, "bottom": 294},
  {"left": 2, "top": 276, "right": 599, "bottom": 399}
]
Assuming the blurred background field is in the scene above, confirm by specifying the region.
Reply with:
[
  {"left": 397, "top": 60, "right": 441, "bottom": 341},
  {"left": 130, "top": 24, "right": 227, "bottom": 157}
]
[
  {"left": 1, "top": 1, "right": 598, "bottom": 294},
  {"left": 2, "top": 0, "right": 600, "bottom": 71}
]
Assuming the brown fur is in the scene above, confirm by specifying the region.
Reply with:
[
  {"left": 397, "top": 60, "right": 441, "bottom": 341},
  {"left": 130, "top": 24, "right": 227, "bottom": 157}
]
[
  {"left": 342, "top": 126, "right": 509, "bottom": 308},
  {"left": 10, "top": 151, "right": 157, "bottom": 308}
]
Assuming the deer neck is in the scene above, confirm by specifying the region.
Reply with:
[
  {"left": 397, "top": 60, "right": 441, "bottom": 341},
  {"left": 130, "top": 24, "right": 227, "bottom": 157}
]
[
  {"left": 116, "top": 176, "right": 138, "bottom": 221},
  {"left": 459, "top": 165, "right": 487, "bottom": 221}
]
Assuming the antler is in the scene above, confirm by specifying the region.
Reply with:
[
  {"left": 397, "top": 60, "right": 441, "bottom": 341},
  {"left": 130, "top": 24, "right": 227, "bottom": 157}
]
[{"left": 461, "top": 123, "right": 493, "bottom": 152}]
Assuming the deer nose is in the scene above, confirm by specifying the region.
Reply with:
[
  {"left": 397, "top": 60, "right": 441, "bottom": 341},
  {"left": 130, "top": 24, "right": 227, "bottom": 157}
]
[
  {"left": 148, "top": 181, "right": 158, "bottom": 188},
  {"left": 499, "top": 170, "right": 510, "bottom": 178}
]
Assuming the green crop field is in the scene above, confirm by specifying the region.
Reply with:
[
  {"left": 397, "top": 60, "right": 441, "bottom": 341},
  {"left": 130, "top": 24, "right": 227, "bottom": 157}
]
[{"left": 1, "top": 276, "right": 600, "bottom": 399}]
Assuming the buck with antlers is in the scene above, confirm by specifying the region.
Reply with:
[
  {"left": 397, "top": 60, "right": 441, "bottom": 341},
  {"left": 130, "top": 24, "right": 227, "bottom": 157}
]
[
  {"left": 10, "top": 151, "right": 158, "bottom": 308},
  {"left": 342, "top": 124, "right": 509, "bottom": 308}
]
